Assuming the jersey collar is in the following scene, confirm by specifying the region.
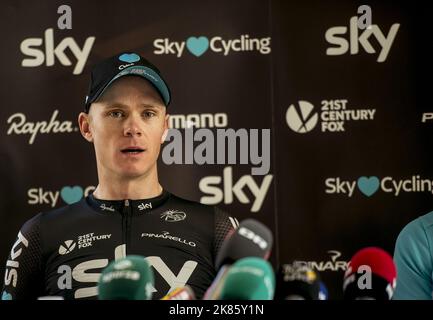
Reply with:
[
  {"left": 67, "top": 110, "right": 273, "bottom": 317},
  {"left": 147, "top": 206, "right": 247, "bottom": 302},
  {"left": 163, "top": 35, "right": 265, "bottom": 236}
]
[{"left": 86, "top": 189, "right": 170, "bottom": 215}]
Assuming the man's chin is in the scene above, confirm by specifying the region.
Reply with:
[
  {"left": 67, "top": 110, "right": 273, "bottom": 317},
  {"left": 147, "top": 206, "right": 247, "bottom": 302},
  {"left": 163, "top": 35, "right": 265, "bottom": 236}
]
[{"left": 115, "top": 168, "right": 150, "bottom": 179}]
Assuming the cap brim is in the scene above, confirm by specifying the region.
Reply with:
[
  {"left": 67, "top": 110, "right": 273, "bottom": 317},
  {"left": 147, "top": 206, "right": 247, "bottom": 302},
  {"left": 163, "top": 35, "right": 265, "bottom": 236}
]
[{"left": 91, "top": 65, "right": 171, "bottom": 108}]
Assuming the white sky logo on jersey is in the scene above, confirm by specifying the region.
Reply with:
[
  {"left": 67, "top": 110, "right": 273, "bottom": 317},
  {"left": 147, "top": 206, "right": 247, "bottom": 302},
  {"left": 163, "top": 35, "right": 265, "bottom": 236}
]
[
  {"left": 4, "top": 231, "right": 29, "bottom": 289},
  {"left": 59, "top": 240, "right": 76, "bottom": 255},
  {"left": 138, "top": 202, "right": 152, "bottom": 211},
  {"left": 56, "top": 245, "right": 199, "bottom": 299},
  {"left": 160, "top": 210, "right": 186, "bottom": 222}
]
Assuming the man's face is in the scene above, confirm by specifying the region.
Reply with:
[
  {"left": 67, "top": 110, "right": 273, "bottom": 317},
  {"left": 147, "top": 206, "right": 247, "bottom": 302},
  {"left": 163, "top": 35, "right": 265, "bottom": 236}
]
[{"left": 79, "top": 76, "right": 168, "bottom": 179}]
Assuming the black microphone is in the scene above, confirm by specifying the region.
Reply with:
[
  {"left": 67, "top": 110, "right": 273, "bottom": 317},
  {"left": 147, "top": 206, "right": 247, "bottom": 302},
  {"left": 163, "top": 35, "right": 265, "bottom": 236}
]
[
  {"left": 318, "top": 281, "right": 329, "bottom": 300},
  {"left": 215, "top": 218, "right": 273, "bottom": 269},
  {"left": 204, "top": 218, "right": 273, "bottom": 300}
]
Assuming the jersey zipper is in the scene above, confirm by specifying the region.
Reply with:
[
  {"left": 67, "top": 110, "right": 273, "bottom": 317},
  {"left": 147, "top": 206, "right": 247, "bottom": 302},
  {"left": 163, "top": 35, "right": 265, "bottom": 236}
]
[{"left": 122, "top": 199, "right": 131, "bottom": 254}]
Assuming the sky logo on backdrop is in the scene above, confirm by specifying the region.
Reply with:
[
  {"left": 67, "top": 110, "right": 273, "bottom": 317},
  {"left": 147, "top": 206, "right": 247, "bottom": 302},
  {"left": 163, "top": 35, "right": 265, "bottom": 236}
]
[
  {"left": 20, "top": 28, "right": 95, "bottom": 75},
  {"left": 325, "top": 176, "right": 381, "bottom": 197},
  {"left": 325, "top": 16, "right": 400, "bottom": 62},
  {"left": 325, "top": 175, "right": 433, "bottom": 197},
  {"left": 28, "top": 185, "right": 95, "bottom": 207},
  {"left": 153, "top": 34, "right": 271, "bottom": 57}
]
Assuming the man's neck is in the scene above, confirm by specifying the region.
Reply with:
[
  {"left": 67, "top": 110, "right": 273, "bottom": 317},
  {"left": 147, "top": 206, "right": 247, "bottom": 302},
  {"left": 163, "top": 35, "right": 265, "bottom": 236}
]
[{"left": 93, "top": 168, "right": 163, "bottom": 200}]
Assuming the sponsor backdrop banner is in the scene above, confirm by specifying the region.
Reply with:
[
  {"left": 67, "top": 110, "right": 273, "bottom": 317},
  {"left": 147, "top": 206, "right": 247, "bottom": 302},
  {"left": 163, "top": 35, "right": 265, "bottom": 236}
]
[{"left": 0, "top": 0, "right": 427, "bottom": 299}]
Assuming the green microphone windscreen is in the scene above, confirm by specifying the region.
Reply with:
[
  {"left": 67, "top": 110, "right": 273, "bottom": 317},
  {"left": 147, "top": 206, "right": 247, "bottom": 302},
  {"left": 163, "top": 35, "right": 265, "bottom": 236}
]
[
  {"left": 98, "top": 255, "right": 154, "bottom": 300},
  {"left": 219, "top": 257, "right": 275, "bottom": 300}
]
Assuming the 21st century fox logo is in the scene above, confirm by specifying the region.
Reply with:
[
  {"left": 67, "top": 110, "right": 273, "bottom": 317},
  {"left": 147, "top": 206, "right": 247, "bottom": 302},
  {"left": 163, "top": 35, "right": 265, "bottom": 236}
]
[{"left": 286, "top": 100, "right": 376, "bottom": 134}]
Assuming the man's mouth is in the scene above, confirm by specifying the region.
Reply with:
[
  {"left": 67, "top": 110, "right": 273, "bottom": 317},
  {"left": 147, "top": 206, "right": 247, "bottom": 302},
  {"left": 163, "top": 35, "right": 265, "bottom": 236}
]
[{"left": 121, "top": 147, "right": 145, "bottom": 154}]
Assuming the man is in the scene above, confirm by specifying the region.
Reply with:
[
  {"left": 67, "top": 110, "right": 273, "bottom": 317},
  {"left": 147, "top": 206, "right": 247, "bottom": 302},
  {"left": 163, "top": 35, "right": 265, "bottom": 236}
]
[
  {"left": 2, "top": 52, "right": 238, "bottom": 300},
  {"left": 393, "top": 211, "right": 433, "bottom": 299}
]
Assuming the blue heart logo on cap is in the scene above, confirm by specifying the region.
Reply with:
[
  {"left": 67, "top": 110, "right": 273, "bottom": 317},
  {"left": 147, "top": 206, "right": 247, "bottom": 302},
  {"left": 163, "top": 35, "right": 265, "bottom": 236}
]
[
  {"left": 186, "top": 36, "right": 209, "bottom": 57},
  {"left": 119, "top": 53, "right": 140, "bottom": 63},
  {"left": 2, "top": 291, "right": 12, "bottom": 300},
  {"left": 61, "top": 186, "right": 84, "bottom": 204},
  {"left": 357, "top": 176, "right": 380, "bottom": 197}
]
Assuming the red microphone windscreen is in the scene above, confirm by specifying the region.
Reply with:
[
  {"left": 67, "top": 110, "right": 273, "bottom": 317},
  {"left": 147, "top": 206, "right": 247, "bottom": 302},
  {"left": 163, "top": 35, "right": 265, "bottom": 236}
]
[{"left": 346, "top": 247, "right": 396, "bottom": 284}]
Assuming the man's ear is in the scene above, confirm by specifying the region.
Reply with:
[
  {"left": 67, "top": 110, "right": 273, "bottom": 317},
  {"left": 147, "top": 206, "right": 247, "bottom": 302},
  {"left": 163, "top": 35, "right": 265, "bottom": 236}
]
[
  {"left": 161, "top": 113, "right": 169, "bottom": 144},
  {"left": 78, "top": 112, "right": 93, "bottom": 143}
]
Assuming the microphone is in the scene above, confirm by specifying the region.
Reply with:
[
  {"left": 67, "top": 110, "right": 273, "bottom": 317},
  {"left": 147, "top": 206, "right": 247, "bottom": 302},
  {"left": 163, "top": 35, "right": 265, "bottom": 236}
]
[
  {"left": 204, "top": 218, "right": 274, "bottom": 299},
  {"left": 203, "top": 265, "right": 231, "bottom": 300},
  {"left": 274, "top": 263, "right": 322, "bottom": 300},
  {"left": 215, "top": 219, "right": 273, "bottom": 269},
  {"left": 161, "top": 286, "right": 196, "bottom": 300},
  {"left": 318, "top": 281, "right": 329, "bottom": 300},
  {"left": 98, "top": 255, "right": 154, "bottom": 300},
  {"left": 343, "top": 247, "right": 397, "bottom": 300},
  {"left": 218, "top": 257, "right": 275, "bottom": 300}
]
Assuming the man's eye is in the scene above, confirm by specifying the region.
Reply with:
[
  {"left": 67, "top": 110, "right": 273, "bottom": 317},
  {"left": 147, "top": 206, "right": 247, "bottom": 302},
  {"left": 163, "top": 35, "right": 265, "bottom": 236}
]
[
  {"left": 143, "top": 111, "right": 156, "bottom": 118},
  {"left": 108, "top": 111, "right": 124, "bottom": 118}
]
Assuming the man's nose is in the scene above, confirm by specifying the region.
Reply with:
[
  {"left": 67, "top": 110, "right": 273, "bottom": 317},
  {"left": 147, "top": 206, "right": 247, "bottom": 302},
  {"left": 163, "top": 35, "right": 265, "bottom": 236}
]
[{"left": 123, "top": 114, "right": 143, "bottom": 137}]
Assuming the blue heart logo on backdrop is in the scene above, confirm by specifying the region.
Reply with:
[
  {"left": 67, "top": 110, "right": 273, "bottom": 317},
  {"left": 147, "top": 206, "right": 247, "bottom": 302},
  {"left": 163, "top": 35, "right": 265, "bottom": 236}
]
[
  {"left": 119, "top": 53, "right": 140, "bottom": 63},
  {"left": 357, "top": 176, "right": 380, "bottom": 197},
  {"left": 186, "top": 37, "right": 209, "bottom": 57},
  {"left": 2, "top": 291, "right": 12, "bottom": 300},
  {"left": 61, "top": 186, "right": 84, "bottom": 204}
]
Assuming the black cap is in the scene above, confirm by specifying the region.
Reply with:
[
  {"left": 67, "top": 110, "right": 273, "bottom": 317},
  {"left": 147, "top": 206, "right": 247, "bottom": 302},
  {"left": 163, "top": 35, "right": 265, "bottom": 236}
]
[{"left": 84, "top": 52, "right": 171, "bottom": 112}]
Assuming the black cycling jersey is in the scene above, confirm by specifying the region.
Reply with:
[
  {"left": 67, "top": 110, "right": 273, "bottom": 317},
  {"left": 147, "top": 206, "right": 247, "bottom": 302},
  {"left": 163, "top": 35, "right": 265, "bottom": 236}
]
[{"left": 1, "top": 189, "right": 238, "bottom": 300}]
